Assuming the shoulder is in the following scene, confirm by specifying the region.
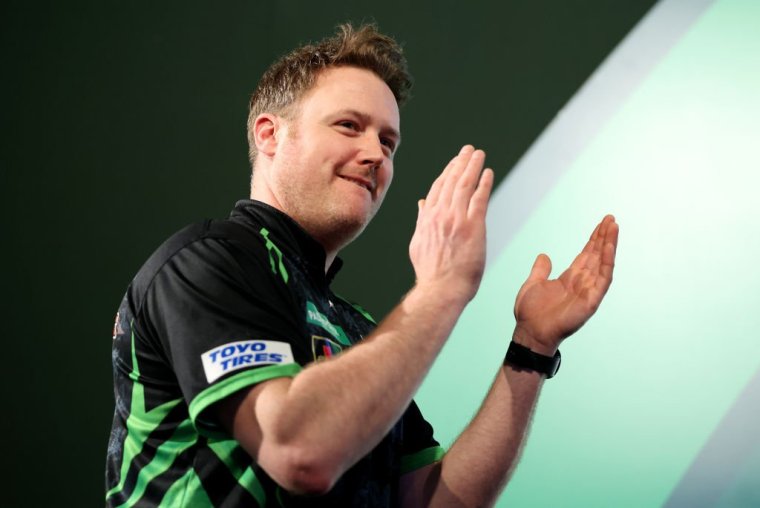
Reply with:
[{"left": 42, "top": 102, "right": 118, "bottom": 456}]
[{"left": 128, "top": 219, "right": 275, "bottom": 316}]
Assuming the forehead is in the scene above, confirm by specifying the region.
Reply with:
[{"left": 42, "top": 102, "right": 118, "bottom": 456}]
[{"left": 296, "top": 66, "right": 400, "bottom": 131}]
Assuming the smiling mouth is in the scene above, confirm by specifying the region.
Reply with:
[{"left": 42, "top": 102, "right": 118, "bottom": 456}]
[{"left": 339, "top": 175, "right": 373, "bottom": 193}]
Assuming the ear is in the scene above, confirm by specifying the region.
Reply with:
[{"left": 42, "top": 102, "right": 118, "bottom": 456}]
[{"left": 252, "top": 113, "right": 281, "bottom": 157}]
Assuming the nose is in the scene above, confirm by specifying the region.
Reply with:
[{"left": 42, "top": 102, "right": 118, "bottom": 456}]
[{"left": 359, "top": 132, "right": 385, "bottom": 170}]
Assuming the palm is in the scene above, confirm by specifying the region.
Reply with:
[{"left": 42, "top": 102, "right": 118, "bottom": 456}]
[{"left": 514, "top": 216, "right": 619, "bottom": 347}]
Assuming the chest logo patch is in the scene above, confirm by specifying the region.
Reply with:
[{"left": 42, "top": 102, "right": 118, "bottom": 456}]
[
  {"left": 306, "top": 301, "right": 351, "bottom": 346},
  {"left": 312, "top": 335, "right": 343, "bottom": 362},
  {"left": 201, "top": 340, "right": 294, "bottom": 383}
]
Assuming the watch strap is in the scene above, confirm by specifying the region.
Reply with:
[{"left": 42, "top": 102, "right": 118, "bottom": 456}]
[{"left": 504, "top": 341, "right": 561, "bottom": 379}]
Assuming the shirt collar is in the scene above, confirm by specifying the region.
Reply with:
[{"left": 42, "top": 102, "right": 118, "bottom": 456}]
[{"left": 230, "top": 199, "right": 344, "bottom": 284}]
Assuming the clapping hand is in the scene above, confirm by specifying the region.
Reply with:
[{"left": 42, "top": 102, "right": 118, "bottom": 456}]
[
  {"left": 513, "top": 215, "right": 619, "bottom": 355},
  {"left": 410, "top": 145, "right": 494, "bottom": 303}
]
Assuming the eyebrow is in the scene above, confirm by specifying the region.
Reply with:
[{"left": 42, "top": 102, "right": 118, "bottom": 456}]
[{"left": 332, "top": 108, "right": 401, "bottom": 146}]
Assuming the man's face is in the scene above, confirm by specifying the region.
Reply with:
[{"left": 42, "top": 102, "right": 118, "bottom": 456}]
[{"left": 267, "top": 66, "right": 400, "bottom": 252}]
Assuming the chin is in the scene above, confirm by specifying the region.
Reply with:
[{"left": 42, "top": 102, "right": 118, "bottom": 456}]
[{"left": 318, "top": 213, "right": 370, "bottom": 251}]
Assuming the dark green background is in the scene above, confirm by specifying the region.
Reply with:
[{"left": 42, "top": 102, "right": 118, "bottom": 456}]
[{"left": 2, "top": 1, "right": 655, "bottom": 505}]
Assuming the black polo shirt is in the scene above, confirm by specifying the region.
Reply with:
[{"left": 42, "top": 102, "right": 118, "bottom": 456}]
[{"left": 106, "top": 200, "right": 443, "bottom": 507}]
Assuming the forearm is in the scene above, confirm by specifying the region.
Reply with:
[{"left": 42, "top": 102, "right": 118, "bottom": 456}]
[
  {"left": 255, "top": 283, "right": 467, "bottom": 487},
  {"left": 436, "top": 363, "right": 544, "bottom": 506},
  {"left": 406, "top": 329, "right": 547, "bottom": 507}
]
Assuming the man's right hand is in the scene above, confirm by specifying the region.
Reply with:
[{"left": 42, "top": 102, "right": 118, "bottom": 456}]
[{"left": 409, "top": 145, "right": 494, "bottom": 303}]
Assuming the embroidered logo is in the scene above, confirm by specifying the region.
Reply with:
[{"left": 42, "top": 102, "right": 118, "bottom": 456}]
[
  {"left": 306, "top": 301, "right": 351, "bottom": 346},
  {"left": 311, "top": 335, "right": 343, "bottom": 362}
]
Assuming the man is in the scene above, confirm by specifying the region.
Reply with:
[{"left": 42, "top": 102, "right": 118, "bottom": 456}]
[{"left": 106, "top": 24, "right": 618, "bottom": 507}]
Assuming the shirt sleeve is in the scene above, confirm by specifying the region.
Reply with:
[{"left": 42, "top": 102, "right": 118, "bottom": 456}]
[
  {"left": 399, "top": 401, "right": 445, "bottom": 475},
  {"left": 137, "top": 235, "right": 306, "bottom": 431}
]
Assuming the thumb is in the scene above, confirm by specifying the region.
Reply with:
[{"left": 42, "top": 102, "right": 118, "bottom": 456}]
[{"left": 527, "top": 253, "right": 552, "bottom": 282}]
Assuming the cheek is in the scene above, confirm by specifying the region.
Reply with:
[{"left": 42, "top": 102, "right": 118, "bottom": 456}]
[{"left": 379, "top": 164, "right": 393, "bottom": 190}]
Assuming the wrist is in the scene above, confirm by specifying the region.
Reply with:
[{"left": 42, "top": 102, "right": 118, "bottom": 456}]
[
  {"left": 504, "top": 340, "right": 562, "bottom": 379},
  {"left": 511, "top": 326, "right": 559, "bottom": 356},
  {"left": 408, "top": 280, "right": 470, "bottom": 311}
]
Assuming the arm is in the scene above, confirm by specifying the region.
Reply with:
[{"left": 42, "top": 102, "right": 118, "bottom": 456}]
[
  {"left": 400, "top": 215, "right": 619, "bottom": 507},
  {"left": 217, "top": 145, "right": 495, "bottom": 494}
]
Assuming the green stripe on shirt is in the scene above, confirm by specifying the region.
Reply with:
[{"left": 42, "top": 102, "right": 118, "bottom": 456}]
[
  {"left": 188, "top": 363, "right": 302, "bottom": 426},
  {"left": 400, "top": 446, "right": 446, "bottom": 475}
]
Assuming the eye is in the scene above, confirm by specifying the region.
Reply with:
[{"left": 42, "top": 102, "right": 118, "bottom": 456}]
[
  {"left": 380, "top": 137, "right": 396, "bottom": 152},
  {"left": 338, "top": 120, "right": 359, "bottom": 131}
]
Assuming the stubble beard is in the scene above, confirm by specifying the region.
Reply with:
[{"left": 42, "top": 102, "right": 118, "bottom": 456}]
[
  {"left": 322, "top": 195, "right": 382, "bottom": 251},
  {"left": 273, "top": 123, "right": 381, "bottom": 253},
  {"left": 274, "top": 172, "right": 378, "bottom": 254}
]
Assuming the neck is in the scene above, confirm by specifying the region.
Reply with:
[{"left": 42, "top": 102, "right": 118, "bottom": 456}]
[
  {"left": 325, "top": 252, "right": 338, "bottom": 274},
  {"left": 250, "top": 189, "right": 343, "bottom": 275},
  {"left": 250, "top": 169, "right": 352, "bottom": 275}
]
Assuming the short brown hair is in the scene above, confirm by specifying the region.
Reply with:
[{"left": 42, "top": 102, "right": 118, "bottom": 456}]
[{"left": 246, "top": 23, "right": 412, "bottom": 165}]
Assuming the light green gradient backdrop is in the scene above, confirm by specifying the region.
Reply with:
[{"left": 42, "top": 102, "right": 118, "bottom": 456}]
[{"left": 416, "top": 1, "right": 760, "bottom": 506}]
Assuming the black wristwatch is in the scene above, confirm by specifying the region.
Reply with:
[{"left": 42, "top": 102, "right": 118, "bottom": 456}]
[{"left": 504, "top": 341, "right": 561, "bottom": 379}]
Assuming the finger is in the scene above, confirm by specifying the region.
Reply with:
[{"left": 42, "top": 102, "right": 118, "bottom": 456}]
[
  {"left": 586, "top": 219, "right": 618, "bottom": 299},
  {"left": 561, "top": 236, "right": 589, "bottom": 281},
  {"left": 467, "top": 168, "right": 494, "bottom": 220},
  {"left": 596, "top": 215, "right": 615, "bottom": 250},
  {"left": 593, "top": 216, "right": 617, "bottom": 270},
  {"left": 560, "top": 250, "right": 586, "bottom": 286},
  {"left": 583, "top": 224, "right": 601, "bottom": 254},
  {"left": 582, "top": 215, "right": 615, "bottom": 267},
  {"left": 452, "top": 149, "right": 486, "bottom": 214},
  {"left": 424, "top": 155, "right": 458, "bottom": 207},
  {"left": 582, "top": 218, "right": 604, "bottom": 255},
  {"left": 595, "top": 243, "right": 615, "bottom": 296},
  {"left": 563, "top": 216, "right": 617, "bottom": 297},
  {"left": 425, "top": 146, "right": 469, "bottom": 207},
  {"left": 437, "top": 145, "right": 474, "bottom": 207},
  {"left": 598, "top": 219, "right": 619, "bottom": 283},
  {"left": 604, "top": 215, "right": 618, "bottom": 254},
  {"left": 527, "top": 253, "right": 552, "bottom": 283},
  {"left": 564, "top": 240, "right": 602, "bottom": 284}
]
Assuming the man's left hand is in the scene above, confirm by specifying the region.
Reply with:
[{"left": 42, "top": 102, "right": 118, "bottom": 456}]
[{"left": 512, "top": 215, "right": 619, "bottom": 355}]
